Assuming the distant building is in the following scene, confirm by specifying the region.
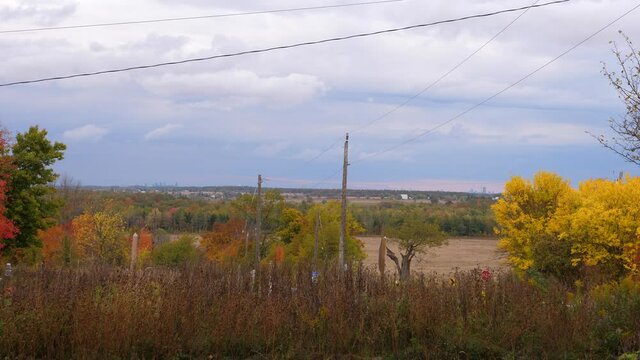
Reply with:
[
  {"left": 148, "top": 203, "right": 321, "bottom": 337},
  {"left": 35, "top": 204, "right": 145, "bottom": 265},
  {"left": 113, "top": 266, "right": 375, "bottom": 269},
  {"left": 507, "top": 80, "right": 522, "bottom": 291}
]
[{"left": 400, "top": 194, "right": 409, "bottom": 200}]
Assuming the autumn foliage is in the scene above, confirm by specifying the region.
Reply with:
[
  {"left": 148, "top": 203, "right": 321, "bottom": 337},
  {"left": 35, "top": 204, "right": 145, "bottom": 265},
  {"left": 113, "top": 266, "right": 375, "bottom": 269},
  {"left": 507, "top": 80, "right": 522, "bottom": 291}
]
[
  {"left": 39, "top": 225, "right": 67, "bottom": 265},
  {"left": 201, "top": 218, "right": 246, "bottom": 262},
  {"left": 72, "top": 211, "right": 127, "bottom": 265},
  {"left": 0, "top": 129, "right": 17, "bottom": 247},
  {"left": 138, "top": 229, "right": 153, "bottom": 252},
  {"left": 0, "top": 179, "right": 18, "bottom": 247},
  {"left": 493, "top": 172, "right": 640, "bottom": 281}
]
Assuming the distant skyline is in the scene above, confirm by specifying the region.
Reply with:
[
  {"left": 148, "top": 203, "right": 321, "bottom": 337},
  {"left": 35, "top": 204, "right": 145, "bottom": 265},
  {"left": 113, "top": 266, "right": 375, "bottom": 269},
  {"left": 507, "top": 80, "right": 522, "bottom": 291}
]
[{"left": 1, "top": 0, "right": 639, "bottom": 192}]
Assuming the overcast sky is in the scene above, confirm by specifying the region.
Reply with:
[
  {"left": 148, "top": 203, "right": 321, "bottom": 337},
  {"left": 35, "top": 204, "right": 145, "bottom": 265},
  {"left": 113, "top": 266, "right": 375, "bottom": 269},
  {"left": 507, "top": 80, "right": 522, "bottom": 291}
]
[{"left": 1, "top": 0, "right": 639, "bottom": 191}]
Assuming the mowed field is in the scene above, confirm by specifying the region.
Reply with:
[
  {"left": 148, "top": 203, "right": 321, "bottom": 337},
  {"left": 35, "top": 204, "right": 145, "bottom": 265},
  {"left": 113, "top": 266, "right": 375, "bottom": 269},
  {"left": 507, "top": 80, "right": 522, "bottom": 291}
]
[{"left": 359, "top": 236, "right": 507, "bottom": 276}]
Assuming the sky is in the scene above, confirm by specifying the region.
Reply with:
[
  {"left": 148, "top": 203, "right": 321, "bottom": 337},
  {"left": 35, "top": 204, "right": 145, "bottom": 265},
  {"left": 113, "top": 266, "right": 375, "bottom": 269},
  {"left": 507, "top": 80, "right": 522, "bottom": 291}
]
[{"left": 0, "top": 0, "right": 639, "bottom": 192}]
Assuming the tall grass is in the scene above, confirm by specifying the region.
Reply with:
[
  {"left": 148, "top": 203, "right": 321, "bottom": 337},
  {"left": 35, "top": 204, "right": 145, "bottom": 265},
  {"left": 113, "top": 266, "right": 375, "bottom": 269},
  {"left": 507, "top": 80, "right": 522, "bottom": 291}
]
[{"left": 0, "top": 263, "right": 638, "bottom": 359}]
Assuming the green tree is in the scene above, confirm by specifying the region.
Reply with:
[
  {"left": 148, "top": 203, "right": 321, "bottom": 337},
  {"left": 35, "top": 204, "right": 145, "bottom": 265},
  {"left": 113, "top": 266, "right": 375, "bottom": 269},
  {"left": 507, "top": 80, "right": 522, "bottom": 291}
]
[
  {"left": 4, "top": 126, "right": 65, "bottom": 259},
  {"left": 286, "top": 201, "right": 365, "bottom": 263},
  {"left": 231, "top": 190, "right": 285, "bottom": 241},
  {"left": 383, "top": 208, "right": 446, "bottom": 280},
  {"left": 151, "top": 235, "right": 202, "bottom": 267},
  {"left": 145, "top": 208, "right": 162, "bottom": 230}
]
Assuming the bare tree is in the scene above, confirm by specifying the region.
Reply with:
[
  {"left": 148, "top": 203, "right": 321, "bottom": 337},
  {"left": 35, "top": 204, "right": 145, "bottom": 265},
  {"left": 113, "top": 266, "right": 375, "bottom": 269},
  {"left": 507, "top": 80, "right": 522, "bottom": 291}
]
[
  {"left": 55, "top": 174, "right": 85, "bottom": 223},
  {"left": 594, "top": 32, "right": 640, "bottom": 165}
]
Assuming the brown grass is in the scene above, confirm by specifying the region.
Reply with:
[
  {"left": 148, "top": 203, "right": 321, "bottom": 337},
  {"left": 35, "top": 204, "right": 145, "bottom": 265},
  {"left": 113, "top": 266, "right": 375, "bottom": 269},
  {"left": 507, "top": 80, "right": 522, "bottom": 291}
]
[{"left": 0, "top": 263, "right": 638, "bottom": 359}]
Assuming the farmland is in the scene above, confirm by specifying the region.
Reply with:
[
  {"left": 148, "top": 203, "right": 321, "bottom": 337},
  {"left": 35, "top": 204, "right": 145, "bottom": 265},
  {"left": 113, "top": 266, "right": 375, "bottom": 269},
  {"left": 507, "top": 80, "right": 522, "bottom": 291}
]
[{"left": 360, "top": 236, "right": 506, "bottom": 275}]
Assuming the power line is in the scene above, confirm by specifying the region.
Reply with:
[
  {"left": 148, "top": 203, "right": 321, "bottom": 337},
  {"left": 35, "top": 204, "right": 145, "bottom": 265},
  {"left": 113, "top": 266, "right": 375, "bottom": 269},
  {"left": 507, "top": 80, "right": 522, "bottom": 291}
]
[
  {"left": 0, "top": 0, "right": 569, "bottom": 88},
  {"left": 306, "top": 0, "right": 547, "bottom": 164},
  {"left": 352, "top": 1, "right": 640, "bottom": 165},
  {"left": 0, "top": 0, "right": 405, "bottom": 35},
  {"left": 350, "top": 0, "right": 543, "bottom": 134},
  {"left": 309, "top": 168, "right": 343, "bottom": 189},
  {"left": 304, "top": 135, "right": 344, "bottom": 164}
]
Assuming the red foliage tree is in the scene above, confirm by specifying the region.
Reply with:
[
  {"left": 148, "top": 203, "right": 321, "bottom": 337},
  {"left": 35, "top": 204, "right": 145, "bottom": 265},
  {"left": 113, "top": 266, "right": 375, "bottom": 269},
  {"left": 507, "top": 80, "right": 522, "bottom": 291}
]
[{"left": 0, "top": 129, "right": 18, "bottom": 249}]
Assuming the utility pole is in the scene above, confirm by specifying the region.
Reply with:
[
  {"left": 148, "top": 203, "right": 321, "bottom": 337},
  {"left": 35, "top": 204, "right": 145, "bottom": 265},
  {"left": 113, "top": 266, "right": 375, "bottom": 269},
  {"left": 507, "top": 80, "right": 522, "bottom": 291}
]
[
  {"left": 244, "top": 227, "right": 249, "bottom": 259},
  {"left": 339, "top": 133, "right": 349, "bottom": 270},
  {"left": 255, "top": 174, "right": 262, "bottom": 270},
  {"left": 314, "top": 211, "right": 320, "bottom": 269},
  {"left": 130, "top": 232, "right": 139, "bottom": 272}
]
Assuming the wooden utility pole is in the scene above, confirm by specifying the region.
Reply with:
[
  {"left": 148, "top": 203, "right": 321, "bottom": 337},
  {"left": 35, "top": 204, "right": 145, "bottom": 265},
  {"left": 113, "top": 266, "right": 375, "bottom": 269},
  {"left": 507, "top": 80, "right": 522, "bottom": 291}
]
[
  {"left": 313, "top": 212, "right": 320, "bottom": 268},
  {"left": 339, "top": 133, "right": 349, "bottom": 270},
  {"left": 130, "top": 232, "right": 139, "bottom": 272},
  {"left": 378, "top": 236, "right": 386, "bottom": 277},
  {"left": 244, "top": 227, "right": 249, "bottom": 259},
  {"left": 255, "top": 175, "right": 262, "bottom": 270}
]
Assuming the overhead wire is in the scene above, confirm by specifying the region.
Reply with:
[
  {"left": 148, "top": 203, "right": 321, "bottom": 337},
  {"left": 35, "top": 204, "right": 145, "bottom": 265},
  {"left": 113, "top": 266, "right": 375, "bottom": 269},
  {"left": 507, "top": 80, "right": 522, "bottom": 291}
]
[
  {"left": 303, "top": 135, "right": 344, "bottom": 164},
  {"left": 0, "top": 0, "right": 406, "bottom": 35},
  {"left": 309, "top": 168, "right": 343, "bottom": 189},
  {"left": 351, "top": 1, "right": 640, "bottom": 165},
  {"left": 303, "top": 0, "right": 547, "bottom": 165},
  {"left": 349, "top": 0, "right": 543, "bottom": 135},
  {"left": 0, "top": 0, "right": 570, "bottom": 88}
]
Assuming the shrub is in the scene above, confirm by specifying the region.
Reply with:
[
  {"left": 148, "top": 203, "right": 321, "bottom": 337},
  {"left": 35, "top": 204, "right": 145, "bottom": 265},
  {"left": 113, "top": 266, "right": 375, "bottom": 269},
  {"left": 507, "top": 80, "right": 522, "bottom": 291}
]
[{"left": 150, "top": 235, "right": 202, "bottom": 267}]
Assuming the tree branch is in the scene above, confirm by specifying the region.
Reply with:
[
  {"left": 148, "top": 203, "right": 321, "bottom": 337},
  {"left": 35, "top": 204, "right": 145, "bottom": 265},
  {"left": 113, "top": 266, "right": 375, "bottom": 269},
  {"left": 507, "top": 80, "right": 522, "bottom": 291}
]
[{"left": 386, "top": 246, "right": 401, "bottom": 274}]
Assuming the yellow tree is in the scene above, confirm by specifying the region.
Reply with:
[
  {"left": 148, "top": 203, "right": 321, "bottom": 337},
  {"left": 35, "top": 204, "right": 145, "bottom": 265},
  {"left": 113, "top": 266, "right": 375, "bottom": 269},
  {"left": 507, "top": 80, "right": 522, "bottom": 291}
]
[
  {"left": 492, "top": 171, "right": 579, "bottom": 279},
  {"left": 568, "top": 176, "right": 640, "bottom": 277},
  {"left": 72, "top": 211, "right": 127, "bottom": 264},
  {"left": 275, "top": 208, "right": 306, "bottom": 244},
  {"left": 495, "top": 172, "right": 640, "bottom": 280}
]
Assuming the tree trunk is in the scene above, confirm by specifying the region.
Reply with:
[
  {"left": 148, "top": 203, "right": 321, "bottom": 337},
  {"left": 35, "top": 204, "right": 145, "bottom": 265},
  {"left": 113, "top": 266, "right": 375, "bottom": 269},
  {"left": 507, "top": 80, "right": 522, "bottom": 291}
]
[
  {"left": 386, "top": 247, "right": 413, "bottom": 281},
  {"left": 399, "top": 253, "right": 411, "bottom": 280}
]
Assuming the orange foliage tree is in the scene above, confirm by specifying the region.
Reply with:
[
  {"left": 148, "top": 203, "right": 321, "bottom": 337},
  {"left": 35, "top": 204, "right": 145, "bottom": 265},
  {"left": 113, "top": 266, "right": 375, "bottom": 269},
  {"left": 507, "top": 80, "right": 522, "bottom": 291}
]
[
  {"left": 138, "top": 229, "right": 153, "bottom": 252},
  {"left": 201, "top": 218, "right": 246, "bottom": 262},
  {"left": 39, "top": 225, "right": 67, "bottom": 265}
]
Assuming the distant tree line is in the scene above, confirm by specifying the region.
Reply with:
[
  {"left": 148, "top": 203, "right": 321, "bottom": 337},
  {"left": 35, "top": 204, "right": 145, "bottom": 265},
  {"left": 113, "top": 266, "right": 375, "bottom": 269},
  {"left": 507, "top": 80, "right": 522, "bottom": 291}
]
[{"left": 351, "top": 199, "right": 496, "bottom": 237}]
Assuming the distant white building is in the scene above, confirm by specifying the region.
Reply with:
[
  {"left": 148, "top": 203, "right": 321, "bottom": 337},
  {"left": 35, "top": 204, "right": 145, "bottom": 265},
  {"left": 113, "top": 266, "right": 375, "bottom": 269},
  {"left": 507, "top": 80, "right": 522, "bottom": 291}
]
[{"left": 400, "top": 194, "right": 409, "bottom": 200}]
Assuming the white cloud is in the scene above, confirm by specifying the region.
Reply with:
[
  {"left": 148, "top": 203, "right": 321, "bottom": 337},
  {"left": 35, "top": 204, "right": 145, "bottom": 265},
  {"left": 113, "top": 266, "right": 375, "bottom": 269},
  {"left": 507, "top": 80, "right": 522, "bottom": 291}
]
[
  {"left": 0, "top": 1, "right": 76, "bottom": 25},
  {"left": 63, "top": 124, "right": 108, "bottom": 142},
  {"left": 253, "top": 141, "right": 289, "bottom": 157},
  {"left": 139, "top": 70, "right": 326, "bottom": 110},
  {"left": 144, "top": 123, "right": 182, "bottom": 141},
  {"left": 447, "top": 120, "right": 597, "bottom": 146}
]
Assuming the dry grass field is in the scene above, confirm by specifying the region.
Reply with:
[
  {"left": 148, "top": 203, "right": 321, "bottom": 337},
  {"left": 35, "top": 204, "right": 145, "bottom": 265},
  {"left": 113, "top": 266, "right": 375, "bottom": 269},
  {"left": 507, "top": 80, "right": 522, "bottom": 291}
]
[{"left": 359, "top": 236, "right": 507, "bottom": 276}]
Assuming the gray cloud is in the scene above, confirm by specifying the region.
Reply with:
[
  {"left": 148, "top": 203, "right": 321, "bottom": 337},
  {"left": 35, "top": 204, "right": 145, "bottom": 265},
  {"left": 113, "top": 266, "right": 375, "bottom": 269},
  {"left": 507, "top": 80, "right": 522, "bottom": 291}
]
[
  {"left": 1, "top": 0, "right": 639, "bottom": 188},
  {"left": 0, "top": 0, "right": 76, "bottom": 26}
]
